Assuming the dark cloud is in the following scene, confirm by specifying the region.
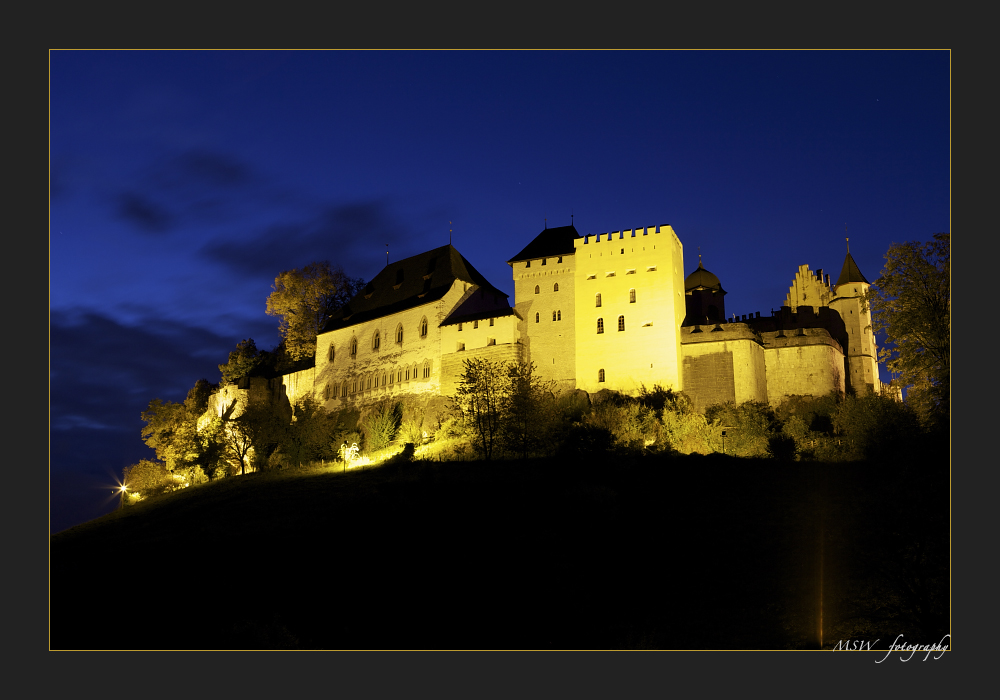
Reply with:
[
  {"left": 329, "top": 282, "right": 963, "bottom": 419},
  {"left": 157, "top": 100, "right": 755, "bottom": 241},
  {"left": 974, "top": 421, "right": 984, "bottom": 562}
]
[
  {"left": 164, "top": 149, "right": 253, "bottom": 189},
  {"left": 51, "top": 309, "right": 249, "bottom": 529},
  {"left": 117, "top": 191, "right": 175, "bottom": 233},
  {"left": 200, "top": 200, "right": 409, "bottom": 277}
]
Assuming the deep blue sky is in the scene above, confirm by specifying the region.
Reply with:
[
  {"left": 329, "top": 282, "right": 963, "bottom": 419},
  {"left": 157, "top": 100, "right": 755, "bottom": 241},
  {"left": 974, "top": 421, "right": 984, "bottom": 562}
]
[{"left": 50, "top": 50, "right": 950, "bottom": 532}]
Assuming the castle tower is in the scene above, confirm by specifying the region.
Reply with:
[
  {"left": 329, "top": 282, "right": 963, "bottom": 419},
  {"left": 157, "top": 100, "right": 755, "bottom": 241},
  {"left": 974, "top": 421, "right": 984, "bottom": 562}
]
[
  {"left": 573, "top": 225, "right": 685, "bottom": 394},
  {"left": 682, "top": 259, "right": 727, "bottom": 325},
  {"left": 829, "top": 251, "right": 882, "bottom": 395},
  {"left": 507, "top": 224, "right": 581, "bottom": 390}
]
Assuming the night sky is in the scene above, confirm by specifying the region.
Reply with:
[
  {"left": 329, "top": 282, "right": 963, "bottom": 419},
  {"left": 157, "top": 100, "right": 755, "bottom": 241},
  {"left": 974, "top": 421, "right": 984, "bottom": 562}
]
[{"left": 49, "top": 50, "right": 950, "bottom": 533}]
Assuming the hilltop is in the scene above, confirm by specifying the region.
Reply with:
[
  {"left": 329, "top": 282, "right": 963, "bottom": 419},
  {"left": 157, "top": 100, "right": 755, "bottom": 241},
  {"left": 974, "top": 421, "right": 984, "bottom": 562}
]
[{"left": 50, "top": 451, "right": 947, "bottom": 650}]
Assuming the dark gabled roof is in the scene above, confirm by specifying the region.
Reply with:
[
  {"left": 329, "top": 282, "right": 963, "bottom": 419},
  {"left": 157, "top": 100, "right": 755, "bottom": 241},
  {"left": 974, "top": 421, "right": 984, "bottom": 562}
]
[
  {"left": 836, "top": 252, "right": 869, "bottom": 286},
  {"left": 440, "top": 306, "right": 521, "bottom": 327},
  {"left": 322, "top": 245, "right": 508, "bottom": 333},
  {"left": 507, "top": 225, "right": 581, "bottom": 264}
]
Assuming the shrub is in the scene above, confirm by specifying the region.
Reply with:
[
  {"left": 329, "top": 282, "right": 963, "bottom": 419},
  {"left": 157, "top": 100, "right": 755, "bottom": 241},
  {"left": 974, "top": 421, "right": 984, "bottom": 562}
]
[
  {"left": 361, "top": 401, "right": 401, "bottom": 453},
  {"left": 705, "top": 401, "right": 780, "bottom": 457},
  {"left": 832, "top": 392, "right": 922, "bottom": 461}
]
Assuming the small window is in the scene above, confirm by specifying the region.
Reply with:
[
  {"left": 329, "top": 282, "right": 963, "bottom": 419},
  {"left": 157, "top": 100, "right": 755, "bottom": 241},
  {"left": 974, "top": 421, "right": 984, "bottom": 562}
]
[
  {"left": 597, "top": 318, "right": 604, "bottom": 334},
  {"left": 458, "top": 323, "right": 463, "bottom": 331},
  {"left": 596, "top": 293, "right": 602, "bottom": 307},
  {"left": 535, "top": 313, "right": 539, "bottom": 323},
  {"left": 626, "top": 269, "right": 635, "bottom": 275},
  {"left": 350, "top": 338, "right": 357, "bottom": 357},
  {"left": 542, "top": 258, "right": 547, "bottom": 266},
  {"left": 618, "top": 315, "right": 625, "bottom": 332},
  {"left": 374, "top": 373, "right": 379, "bottom": 388},
  {"left": 474, "top": 320, "right": 479, "bottom": 329},
  {"left": 423, "top": 362, "right": 431, "bottom": 379},
  {"left": 598, "top": 369, "right": 605, "bottom": 383},
  {"left": 606, "top": 272, "right": 616, "bottom": 278},
  {"left": 373, "top": 331, "right": 380, "bottom": 351},
  {"left": 587, "top": 274, "right": 596, "bottom": 280},
  {"left": 489, "top": 318, "right": 494, "bottom": 326},
  {"left": 458, "top": 342, "right": 465, "bottom": 351},
  {"left": 342, "top": 382, "right": 348, "bottom": 397},
  {"left": 487, "top": 338, "right": 495, "bottom": 346},
  {"left": 552, "top": 311, "right": 557, "bottom": 321},
  {"left": 328, "top": 345, "right": 335, "bottom": 362},
  {"left": 621, "top": 248, "right": 624, "bottom": 254},
  {"left": 405, "top": 368, "right": 410, "bottom": 381},
  {"left": 558, "top": 256, "right": 563, "bottom": 263},
  {"left": 396, "top": 324, "right": 404, "bottom": 344},
  {"left": 557, "top": 310, "right": 562, "bottom": 321},
  {"left": 366, "top": 375, "right": 372, "bottom": 390},
  {"left": 647, "top": 266, "right": 657, "bottom": 272},
  {"left": 629, "top": 289, "right": 636, "bottom": 303},
  {"left": 553, "top": 282, "right": 559, "bottom": 292},
  {"left": 389, "top": 371, "right": 394, "bottom": 385},
  {"left": 324, "top": 384, "right": 331, "bottom": 400},
  {"left": 420, "top": 317, "right": 428, "bottom": 337},
  {"left": 534, "top": 285, "right": 540, "bottom": 295},
  {"left": 526, "top": 260, "right": 531, "bottom": 268}
]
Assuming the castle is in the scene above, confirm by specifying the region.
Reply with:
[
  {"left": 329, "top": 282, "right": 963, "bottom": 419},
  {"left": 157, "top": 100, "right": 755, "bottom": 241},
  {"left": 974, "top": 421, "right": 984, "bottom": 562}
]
[{"left": 205, "top": 222, "right": 883, "bottom": 424}]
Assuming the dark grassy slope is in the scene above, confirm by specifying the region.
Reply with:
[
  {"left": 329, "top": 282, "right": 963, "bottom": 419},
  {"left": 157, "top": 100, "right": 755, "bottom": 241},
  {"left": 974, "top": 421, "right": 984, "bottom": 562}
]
[{"left": 51, "top": 452, "right": 948, "bottom": 649}]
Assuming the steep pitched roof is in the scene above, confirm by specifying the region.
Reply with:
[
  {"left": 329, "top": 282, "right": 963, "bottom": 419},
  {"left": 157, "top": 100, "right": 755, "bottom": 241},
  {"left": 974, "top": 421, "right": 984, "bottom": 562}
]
[
  {"left": 323, "top": 245, "right": 509, "bottom": 333},
  {"left": 507, "top": 224, "right": 581, "bottom": 263},
  {"left": 836, "top": 252, "right": 869, "bottom": 286}
]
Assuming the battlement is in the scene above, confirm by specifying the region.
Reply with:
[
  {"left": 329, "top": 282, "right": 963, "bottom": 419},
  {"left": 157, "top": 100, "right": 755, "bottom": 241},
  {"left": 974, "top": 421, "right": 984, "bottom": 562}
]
[{"left": 573, "top": 224, "right": 677, "bottom": 249}]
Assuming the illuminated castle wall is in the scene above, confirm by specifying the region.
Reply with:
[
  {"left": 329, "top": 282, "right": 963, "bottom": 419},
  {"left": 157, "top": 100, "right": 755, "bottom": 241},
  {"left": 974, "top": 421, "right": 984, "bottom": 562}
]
[{"left": 211, "top": 222, "right": 885, "bottom": 424}]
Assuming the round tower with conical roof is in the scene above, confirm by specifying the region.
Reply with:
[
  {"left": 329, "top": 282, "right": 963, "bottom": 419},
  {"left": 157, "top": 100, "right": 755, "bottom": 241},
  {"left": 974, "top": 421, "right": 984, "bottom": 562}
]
[{"left": 829, "top": 250, "right": 882, "bottom": 395}]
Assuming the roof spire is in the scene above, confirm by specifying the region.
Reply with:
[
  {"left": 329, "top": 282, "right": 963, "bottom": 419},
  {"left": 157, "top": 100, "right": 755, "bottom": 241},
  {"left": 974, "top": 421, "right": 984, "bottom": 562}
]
[
  {"left": 449, "top": 221, "right": 452, "bottom": 246},
  {"left": 698, "top": 246, "right": 703, "bottom": 267},
  {"left": 845, "top": 223, "right": 849, "bottom": 254},
  {"left": 385, "top": 243, "right": 389, "bottom": 267}
]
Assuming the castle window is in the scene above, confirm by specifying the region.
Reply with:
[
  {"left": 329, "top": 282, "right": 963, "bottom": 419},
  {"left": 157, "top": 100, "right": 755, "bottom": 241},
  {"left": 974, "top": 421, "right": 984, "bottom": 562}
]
[
  {"left": 342, "top": 382, "right": 348, "bottom": 397},
  {"left": 534, "top": 285, "right": 540, "bottom": 295},
  {"left": 458, "top": 342, "right": 465, "bottom": 351},
  {"left": 526, "top": 260, "right": 530, "bottom": 268},
  {"left": 629, "top": 288, "right": 636, "bottom": 303},
  {"left": 557, "top": 310, "right": 562, "bottom": 321},
  {"left": 383, "top": 373, "right": 387, "bottom": 388},
  {"left": 647, "top": 266, "right": 657, "bottom": 272},
  {"left": 535, "top": 313, "right": 539, "bottom": 323},
  {"left": 374, "top": 373, "right": 379, "bottom": 388},
  {"left": 420, "top": 317, "right": 428, "bottom": 337},
  {"left": 406, "top": 368, "right": 410, "bottom": 381},
  {"left": 552, "top": 311, "right": 556, "bottom": 321},
  {"left": 366, "top": 375, "right": 372, "bottom": 390},
  {"left": 397, "top": 370, "right": 402, "bottom": 383},
  {"left": 352, "top": 379, "right": 357, "bottom": 394},
  {"left": 587, "top": 274, "right": 596, "bottom": 280},
  {"left": 350, "top": 338, "right": 357, "bottom": 357},
  {"left": 598, "top": 369, "right": 605, "bottom": 382},
  {"left": 487, "top": 338, "right": 495, "bottom": 346},
  {"left": 489, "top": 318, "right": 494, "bottom": 326},
  {"left": 329, "top": 345, "right": 335, "bottom": 362},
  {"left": 459, "top": 323, "right": 463, "bottom": 331},
  {"left": 389, "top": 371, "right": 394, "bottom": 385},
  {"left": 372, "top": 331, "right": 380, "bottom": 351},
  {"left": 597, "top": 318, "right": 604, "bottom": 334},
  {"left": 324, "top": 384, "right": 331, "bottom": 400},
  {"left": 553, "top": 282, "right": 559, "bottom": 292},
  {"left": 596, "top": 293, "right": 602, "bottom": 307},
  {"left": 627, "top": 269, "right": 635, "bottom": 275},
  {"left": 558, "top": 256, "right": 563, "bottom": 263},
  {"left": 542, "top": 258, "right": 547, "bottom": 266},
  {"left": 396, "top": 324, "right": 404, "bottom": 344},
  {"left": 606, "top": 272, "right": 616, "bottom": 277},
  {"left": 474, "top": 320, "right": 479, "bottom": 329},
  {"left": 423, "top": 361, "right": 431, "bottom": 378},
  {"left": 618, "top": 315, "right": 625, "bottom": 331}
]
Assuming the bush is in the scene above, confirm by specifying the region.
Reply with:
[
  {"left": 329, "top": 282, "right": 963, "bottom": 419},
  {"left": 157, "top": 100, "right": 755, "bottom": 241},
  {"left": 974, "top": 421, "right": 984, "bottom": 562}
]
[
  {"left": 123, "top": 459, "right": 171, "bottom": 495},
  {"left": 705, "top": 401, "right": 780, "bottom": 457},
  {"left": 832, "top": 392, "right": 922, "bottom": 461},
  {"left": 361, "top": 401, "right": 401, "bottom": 453}
]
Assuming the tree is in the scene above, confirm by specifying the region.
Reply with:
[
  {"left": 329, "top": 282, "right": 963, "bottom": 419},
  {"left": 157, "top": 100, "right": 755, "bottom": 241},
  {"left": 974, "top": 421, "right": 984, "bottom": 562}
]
[
  {"left": 503, "top": 361, "right": 554, "bottom": 459},
  {"left": 265, "top": 262, "right": 366, "bottom": 363},
  {"left": 140, "top": 399, "right": 191, "bottom": 470},
  {"left": 221, "top": 394, "right": 286, "bottom": 475},
  {"left": 455, "top": 358, "right": 508, "bottom": 460},
  {"left": 863, "top": 234, "right": 950, "bottom": 427},
  {"left": 219, "top": 339, "right": 266, "bottom": 387},
  {"left": 281, "top": 396, "right": 336, "bottom": 467}
]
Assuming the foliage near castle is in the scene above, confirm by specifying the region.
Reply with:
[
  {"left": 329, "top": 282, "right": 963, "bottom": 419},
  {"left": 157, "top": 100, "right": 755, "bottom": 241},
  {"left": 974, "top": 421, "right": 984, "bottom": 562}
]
[{"left": 129, "top": 225, "right": 949, "bottom": 500}]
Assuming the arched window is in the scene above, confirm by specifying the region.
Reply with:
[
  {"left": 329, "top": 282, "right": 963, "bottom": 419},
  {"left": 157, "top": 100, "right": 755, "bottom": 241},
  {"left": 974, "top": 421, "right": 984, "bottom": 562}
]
[
  {"left": 324, "top": 383, "right": 331, "bottom": 400},
  {"left": 597, "top": 318, "right": 604, "bottom": 334},
  {"left": 350, "top": 338, "right": 357, "bottom": 357},
  {"left": 598, "top": 369, "right": 605, "bottom": 383},
  {"left": 553, "top": 283, "right": 559, "bottom": 292},
  {"left": 329, "top": 344, "right": 335, "bottom": 362},
  {"left": 557, "top": 310, "right": 562, "bottom": 321},
  {"left": 342, "top": 382, "right": 348, "bottom": 397},
  {"left": 366, "top": 375, "right": 372, "bottom": 390},
  {"left": 374, "top": 373, "right": 379, "bottom": 388},
  {"left": 423, "top": 361, "right": 431, "bottom": 378},
  {"left": 420, "top": 317, "right": 428, "bottom": 337},
  {"left": 535, "top": 313, "right": 540, "bottom": 323},
  {"left": 629, "top": 288, "right": 636, "bottom": 303},
  {"left": 396, "top": 324, "right": 404, "bottom": 344},
  {"left": 405, "top": 368, "right": 410, "bottom": 381},
  {"left": 534, "top": 285, "right": 540, "bottom": 295},
  {"left": 382, "top": 373, "right": 387, "bottom": 388},
  {"left": 596, "top": 293, "right": 602, "bottom": 307},
  {"left": 372, "top": 331, "right": 380, "bottom": 351},
  {"left": 618, "top": 315, "right": 625, "bottom": 332},
  {"left": 552, "top": 310, "right": 557, "bottom": 321}
]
